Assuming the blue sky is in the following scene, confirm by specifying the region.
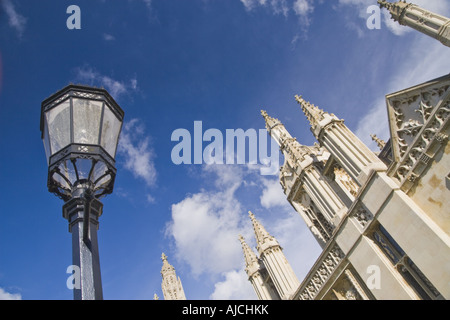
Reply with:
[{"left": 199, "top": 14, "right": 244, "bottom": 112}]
[{"left": 0, "top": 0, "right": 449, "bottom": 300}]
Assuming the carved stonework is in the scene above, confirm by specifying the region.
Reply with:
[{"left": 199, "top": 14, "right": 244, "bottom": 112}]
[
  {"left": 279, "top": 132, "right": 321, "bottom": 171},
  {"left": 386, "top": 75, "right": 450, "bottom": 190},
  {"left": 351, "top": 204, "right": 373, "bottom": 229},
  {"left": 334, "top": 166, "right": 359, "bottom": 198},
  {"left": 297, "top": 244, "right": 344, "bottom": 300}
]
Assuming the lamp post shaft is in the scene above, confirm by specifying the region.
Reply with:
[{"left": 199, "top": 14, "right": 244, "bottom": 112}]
[{"left": 63, "top": 195, "right": 104, "bottom": 300}]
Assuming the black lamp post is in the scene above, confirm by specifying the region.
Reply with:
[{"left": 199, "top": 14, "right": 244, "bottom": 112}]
[{"left": 40, "top": 84, "right": 124, "bottom": 300}]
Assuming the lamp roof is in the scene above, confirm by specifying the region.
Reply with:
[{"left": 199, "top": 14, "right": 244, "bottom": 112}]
[{"left": 40, "top": 84, "right": 124, "bottom": 139}]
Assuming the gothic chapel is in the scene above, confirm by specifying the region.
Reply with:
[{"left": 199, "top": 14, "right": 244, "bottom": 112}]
[
  {"left": 159, "top": 0, "right": 450, "bottom": 300},
  {"left": 239, "top": 0, "right": 450, "bottom": 300}
]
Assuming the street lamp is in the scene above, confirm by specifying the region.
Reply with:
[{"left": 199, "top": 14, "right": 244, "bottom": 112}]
[{"left": 40, "top": 84, "right": 124, "bottom": 300}]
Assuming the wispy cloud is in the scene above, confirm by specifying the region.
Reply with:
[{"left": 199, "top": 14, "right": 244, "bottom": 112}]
[
  {"left": 142, "top": 0, "right": 152, "bottom": 9},
  {"left": 243, "top": 0, "right": 450, "bottom": 39},
  {"left": 73, "top": 65, "right": 138, "bottom": 100},
  {"left": 240, "top": 0, "right": 290, "bottom": 17},
  {"left": 337, "top": 0, "right": 450, "bottom": 150},
  {"left": 239, "top": 0, "right": 315, "bottom": 37},
  {"left": 117, "top": 119, "right": 157, "bottom": 190},
  {"left": 1, "top": 0, "right": 27, "bottom": 38},
  {"left": 72, "top": 66, "right": 156, "bottom": 201},
  {"left": 338, "top": 0, "right": 450, "bottom": 37},
  {"left": 355, "top": 37, "right": 450, "bottom": 149},
  {"left": 102, "top": 33, "right": 115, "bottom": 41},
  {"left": 293, "top": 0, "right": 314, "bottom": 23},
  {"left": 240, "top": 0, "right": 268, "bottom": 12}
]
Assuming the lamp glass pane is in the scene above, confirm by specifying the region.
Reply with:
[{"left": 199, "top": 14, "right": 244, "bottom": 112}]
[
  {"left": 73, "top": 98, "right": 103, "bottom": 145},
  {"left": 101, "top": 105, "right": 122, "bottom": 158},
  {"left": 55, "top": 160, "right": 77, "bottom": 187},
  {"left": 43, "top": 117, "right": 51, "bottom": 164},
  {"left": 46, "top": 99, "right": 71, "bottom": 156},
  {"left": 92, "top": 161, "right": 108, "bottom": 183},
  {"left": 52, "top": 172, "right": 70, "bottom": 189},
  {"left": 75, "top": 158, "right": 94, "bottom": 181}
]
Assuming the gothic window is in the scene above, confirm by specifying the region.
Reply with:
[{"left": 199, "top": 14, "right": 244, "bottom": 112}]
[
  {"left": 370, "top": 223, "right": 443, "bottom": 300},
  {"left": 310, "top": 202, "right": 335, "bottom": 240}
]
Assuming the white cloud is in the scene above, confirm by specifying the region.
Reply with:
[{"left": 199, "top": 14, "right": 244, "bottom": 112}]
[
  {"left": 166, "top": 165, "right": 246, "bottom": 276},
  {"left": 118, "top": 119, "right": 157, "bottom": 188},
  {"left": 292, "top": 0, "right": 314, "bottom": 31},
  {"left": 0, "top": 288, "right": 21, "bottom": 300},
  {"left": 73, "top": 65, "right": 138, "bottom": 100},
  {"left": 166, "top": 164, "right": 322, "bottom": 298},
  {"left": 1, "top": 0, "right": 27, "bottom": 38},
  {"left": 293, "top": 0, "right": 313, "bottom": 18},
  {"left": 210, "top": 269, "right": 256, "bottom": 300},
  {"left": 260, "top": 177, "right": 288, "bottom": 209}
]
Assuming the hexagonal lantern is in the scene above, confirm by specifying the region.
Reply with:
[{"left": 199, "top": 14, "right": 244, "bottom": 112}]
[{"left": 40, "top": 84, "right": 124, "bottom": 200}]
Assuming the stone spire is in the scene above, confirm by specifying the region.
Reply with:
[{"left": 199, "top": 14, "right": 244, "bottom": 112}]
[
  {"left": 160, "top": 253, "right": 186, "bottom": 300},
  {"left": 161, "top": 253, "right": 173, "bottom": 273},
  {"left": 249, "top": 211, "right": 280, "bottom": 254},
  {"left": 294, "top": 95, "right": 386, "bottom": 185},
  {"left": 261, "top": 110, "right": 282, "bottom": 132},
  {"left": 294, "top": 95, "right": 325, "bottom": 131},
  {"left": 239, "top": 234, "right": 281, "bottom": 300},
  {"left": 371, "top": 134, "right": 386, "bottom": 150},
  {"left": 247, "top": 211, "right": 300, "bottom": 299},
  {"left": 261, "top": 109, "right": 320, "bottom": 170},
  {"left": 239, "top": 235, "right": 259, "bottom": 272},
  {"left": 294, "top": 95, "right": 342, "bottom": 139},
  {"left": 378, "top": 0, "right": 450, "bottom": 47}
]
